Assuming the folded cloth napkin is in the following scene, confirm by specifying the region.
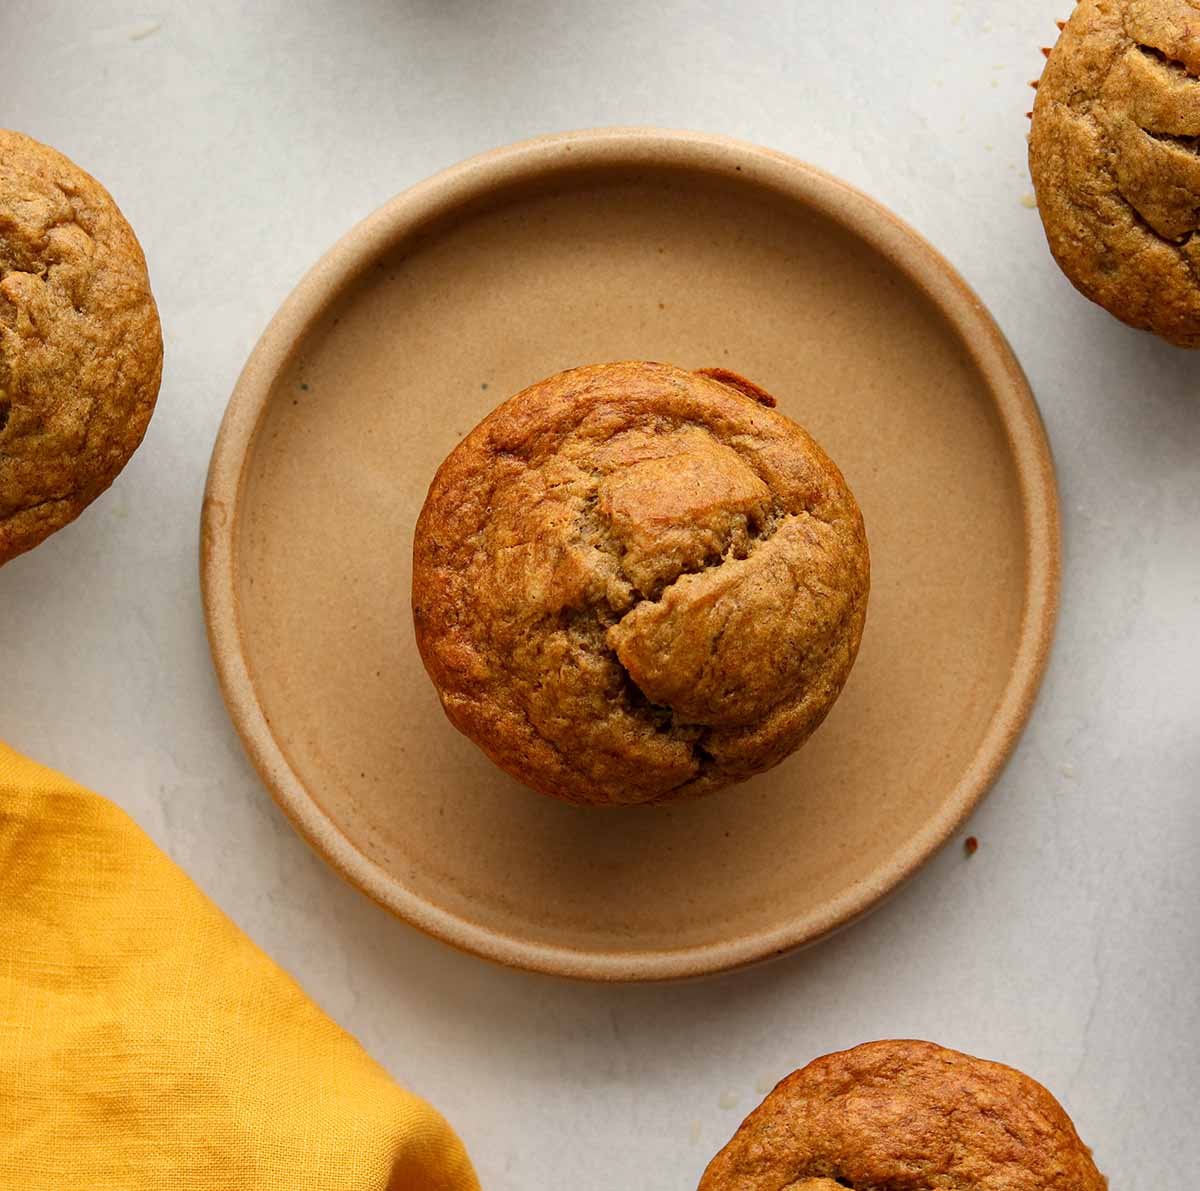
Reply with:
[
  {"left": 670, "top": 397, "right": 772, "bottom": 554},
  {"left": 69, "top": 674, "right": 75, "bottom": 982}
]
[{"left": 0, "top": 740, "right": 480, "bottom": 1191}]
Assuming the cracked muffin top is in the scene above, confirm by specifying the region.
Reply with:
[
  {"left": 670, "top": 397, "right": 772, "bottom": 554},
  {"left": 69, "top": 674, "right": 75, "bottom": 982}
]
[
  {"left": 0, "top": 129, "right": 162, "bottom": 564},
  {"left": 411, "top": 361, "right": 869, "bottom": 807},
  {"left": 699, "top": 1039, "right": 1107, "bottom": 1191},
  {"left": 1030, "top": 0, "right": 1200, "bottom": 347}
]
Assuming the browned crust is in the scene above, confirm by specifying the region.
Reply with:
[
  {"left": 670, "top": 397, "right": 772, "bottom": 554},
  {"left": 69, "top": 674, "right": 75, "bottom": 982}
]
[
  {"left": 693, "top": 367, "right": 778, "bottom": 407},
  {"left": 0, "top": 129, "right": 163, "bottom": 563},
  {"left": 1030, "top": 0, "right": 1200, "bottom": 347},
  {"left": 411, "top": 361, "right": 869, "bottom": 807},
  {"left": 699, "top": 1039, "right": 1107, "bottom": 1191}
]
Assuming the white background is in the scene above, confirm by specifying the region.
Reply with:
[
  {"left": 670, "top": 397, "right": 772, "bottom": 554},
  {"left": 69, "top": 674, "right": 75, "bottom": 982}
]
[{"left": 3, "top": 2, "right": 1197, "bottom": 1187}]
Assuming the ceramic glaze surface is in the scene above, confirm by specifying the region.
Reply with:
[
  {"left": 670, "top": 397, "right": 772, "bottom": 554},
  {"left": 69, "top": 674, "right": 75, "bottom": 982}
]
[{"left": 204, "top": 134, "right": 1057, "bottom": 978}]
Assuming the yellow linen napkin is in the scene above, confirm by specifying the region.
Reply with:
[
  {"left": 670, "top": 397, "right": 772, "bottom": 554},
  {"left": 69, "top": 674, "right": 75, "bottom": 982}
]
[{"left": 0, "top": 740, "right": 481, "bottom": 1191}]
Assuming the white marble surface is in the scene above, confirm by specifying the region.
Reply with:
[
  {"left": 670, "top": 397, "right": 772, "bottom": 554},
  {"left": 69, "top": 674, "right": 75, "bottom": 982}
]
[{"left": 3, "top": 1, "right": 1198, "bottom": 1186}]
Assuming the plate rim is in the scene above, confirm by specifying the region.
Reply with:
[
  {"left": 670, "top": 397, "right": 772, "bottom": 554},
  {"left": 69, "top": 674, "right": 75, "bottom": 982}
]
[{"left": 200, "top": 126, "right": 1061, "bottom": 982}]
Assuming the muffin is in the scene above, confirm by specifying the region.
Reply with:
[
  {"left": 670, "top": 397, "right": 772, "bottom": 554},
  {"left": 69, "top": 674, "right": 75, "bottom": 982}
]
[
  {"left": 699, "top": 1039, "right": 1106, "bottom": 1191},
  {"left": 412, "top": 361, "right": 869, "bottom": 807},
  {"left": 1030, "top": 0, "right": 1200, "bottom": 346},
  {"left": 1, "top": 129, "right": 163, "bottom": 565}
]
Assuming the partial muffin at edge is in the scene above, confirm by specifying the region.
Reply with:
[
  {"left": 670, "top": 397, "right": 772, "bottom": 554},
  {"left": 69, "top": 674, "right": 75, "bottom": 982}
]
[
  {"left": 411, "top": 361, "right": 870, "bottom": 807},
  {"left": 0, "top": 129, "right": 163, "bottom": 564},
  {"left": 1030, "top": 0, "right": 1200, "bottom": 347},
  {"left": 699, "top": 1039, "right": 1107, "bottom": 1191}
]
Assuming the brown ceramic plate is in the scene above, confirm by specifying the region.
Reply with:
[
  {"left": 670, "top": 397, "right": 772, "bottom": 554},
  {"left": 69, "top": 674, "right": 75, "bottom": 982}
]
[{"left": 201, "top": 129, "right": 1059, "bottom": 981}]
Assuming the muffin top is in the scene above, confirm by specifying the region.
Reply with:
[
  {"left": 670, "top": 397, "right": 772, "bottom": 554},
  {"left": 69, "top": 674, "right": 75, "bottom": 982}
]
[
  {"left": 412, "top": 361, "right": 869, "bottom": 807},
  {"left": 699, "top": 1039, "right": 1106, "bottom": 1191},
  {"left": 0, "top": 129, "right": 162, "bottom": 564},
  {"left": 1030, "top": 0, "right": 1200, "bottom": 347}
]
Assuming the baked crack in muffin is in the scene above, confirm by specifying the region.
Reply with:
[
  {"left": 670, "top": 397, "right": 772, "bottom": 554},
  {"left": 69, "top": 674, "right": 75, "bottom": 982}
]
[
  {"left": 412, "top": 361, "right": 869, "bottom": 807},
  {"left": 699, "top": 1039, "right": 1107, "bottom": 1191},
  {"left": 0, "top": 129, "right": 162, "bottom": 564},
  {"left": 1030, "top": 0, "right": 1200, "bottom": 346}
]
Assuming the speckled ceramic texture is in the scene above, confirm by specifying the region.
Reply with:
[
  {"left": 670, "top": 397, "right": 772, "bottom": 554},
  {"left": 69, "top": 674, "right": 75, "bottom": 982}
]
[{"left": 201, "top": 129, "right": 1060, "bottom": 982}]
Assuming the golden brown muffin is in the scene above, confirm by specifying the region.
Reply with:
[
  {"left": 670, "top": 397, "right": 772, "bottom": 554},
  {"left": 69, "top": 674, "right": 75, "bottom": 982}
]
[
  {"left": 0, "top": 129, "right": 162, "bottom": 564},
  {"left": 699, "top": 1039, "right": 1107, "bottom": 1191},
  {"left": 412, "top": 361, "right": 869, "bottom": 807},
  {"left": 1030, "top": 0, "right": 1200, "bottom": 347}
]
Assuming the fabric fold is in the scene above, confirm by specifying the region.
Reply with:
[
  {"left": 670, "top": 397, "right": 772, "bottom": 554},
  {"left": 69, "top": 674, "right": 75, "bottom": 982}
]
[{"left": 0, "top": 740, "right": 480, "bottom": 1191}]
